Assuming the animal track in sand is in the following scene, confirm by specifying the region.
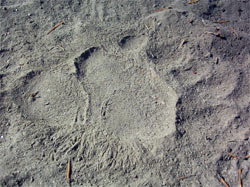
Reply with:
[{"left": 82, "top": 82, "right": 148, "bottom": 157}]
[
  {"left": 12, "top": 70, "right": 89, "bottom": 127},
  {"left": 74, "top": 45, "right": 178, "bottom": 142}
]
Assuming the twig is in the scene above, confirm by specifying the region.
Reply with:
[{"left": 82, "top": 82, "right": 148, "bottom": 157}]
[
  {"left": 245, "top": 155, "right": 250, "bottom": 159},
  {"left": 47, "top": 22, "right": 64, "bottom": 35},
  {"left": 220, "top": 177, "right": 230, "bottom": 187},
  {"left": 238, "top": 168, "right": 242, "bottom": 187}
]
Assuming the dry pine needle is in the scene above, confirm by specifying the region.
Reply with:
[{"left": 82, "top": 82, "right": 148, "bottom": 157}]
[
  {"left": 67, "top": 159, "right": 71, "bottom": 183},
  {"left": 220, "top": 177, "right": 230, "bottom": 187},
  {"left": 47, "top": 22, "right": 64, "bottom": 35}
]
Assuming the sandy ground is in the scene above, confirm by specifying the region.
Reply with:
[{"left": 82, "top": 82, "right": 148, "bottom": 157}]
[{"left": 1, "top": 0, "right": 250, "bottom": 186}]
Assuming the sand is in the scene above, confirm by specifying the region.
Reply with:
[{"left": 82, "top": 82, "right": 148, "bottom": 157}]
[{"left": 1, "top": 0, "right": 250, "bottom": 186}]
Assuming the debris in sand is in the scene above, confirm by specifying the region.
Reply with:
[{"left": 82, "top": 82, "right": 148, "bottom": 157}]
[
  {"left": 47, "top": 22, "right": 64, "bottom": 35},
  {"left": 29, "top": 91, "right": 40, "bottom": 102},
  {"left": 220, "top": 154, "right": 247, "bottom": 186},
  {"left": 187, "top": 0, "right": 199, "bottom": 4},
  {"left": 238, "top": 168, "right": 242, "bottom": 187},
  {"left": 220, "top": 177, "right": 230, "bottom": 187},
  {"left": 229, "top": 26, "right": 239, "bottom": 38},
  {"left": 155, "top": 7, "right": 172, "bottom": 13},
  {"left": 227, "top": 152, "right": 239, "bottom": 160},
  {"left": 227, "top": 152, "right": 250, "bottom": 160},
  {"left": 177, "top": 174, "right": 195, "bottom": 181},
  {"left": 213, "top": 20, "right": 230, "bottom": 24},
  {"left": 67, "top": 159, "right": 71, "bottom": 183},
  {"left": 178, "top": 39, "right": 187, "bottom": 49},
  {"left": 205, "top": 31, "right": 225, "bottom": 39}
]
